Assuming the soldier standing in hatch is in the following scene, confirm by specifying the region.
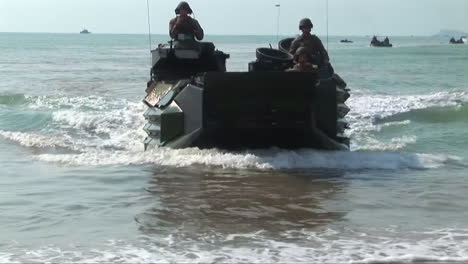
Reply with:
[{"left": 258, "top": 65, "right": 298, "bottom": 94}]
[
  {"left": 169, "top": 1, "right": 204, "bottom": 41},
  {"left": 289, "top": 18, "right": 329, "bottom": 67}
]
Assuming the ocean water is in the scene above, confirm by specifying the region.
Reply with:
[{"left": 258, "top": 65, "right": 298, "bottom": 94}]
[{"left": 1, "top": 32, "right": 468, "bottom": 263}]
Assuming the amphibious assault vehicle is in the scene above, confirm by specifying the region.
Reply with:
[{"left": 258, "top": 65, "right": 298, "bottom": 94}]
[{"left": 143, "top": 35, "right": 351, "bottom": 150}]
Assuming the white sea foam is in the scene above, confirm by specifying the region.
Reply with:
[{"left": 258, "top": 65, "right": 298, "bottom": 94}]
[
  {"left": 1, "top": 92, "right": 143, "bottom": 154},
  {"left": 2, "top": 92, "right": 467, "bottom": 169},
  {"left": 0, "top": 130, "right": 73, "bottom": 149},
  {"left": 352, "top": 135, "right": 417, "bottom": 151},
  {"left": 2, "top": 228, "right": 468, "bottom": 263},
  {"left": 346, "top": 90, "right": 468, "bottom": 151},
  {"left": 27, "top": 95, "right": 125, "bottom": 110},
  {"left": 0, "top": 107, "right": 463, "bottom": 170},
  {"left": 35, "top": 147, "right": 463, "bottom": 170},
  {"left": 348, "top": 90, "right": 468, "bottom": 122},
  {"left": 50, "top": 102, "right": 146, "bottom": 151}
]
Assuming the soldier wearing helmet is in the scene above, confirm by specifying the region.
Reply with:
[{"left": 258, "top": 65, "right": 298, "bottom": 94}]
[
  {"left": 286, "top": 47, "right": 319, "bottom": 72},
  {"left": 169, "top": 1, "right": 204, "bottom": 41},
  {"left": 289, "top": 18, "right": 329, "bottom": 66}
]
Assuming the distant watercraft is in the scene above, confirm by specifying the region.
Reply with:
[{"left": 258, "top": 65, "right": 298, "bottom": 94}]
[
  {"left": 80, "top": 29, "right": 91, "bottom": 34},
  {"left": 340, "top": 39, "right": 353, "bottom": 43},
  {"left": 449, "top": 37, "right": 464, "bottom": 44},
  {"left": 370, "top": 36, "right": 392, "bottom": 47}
]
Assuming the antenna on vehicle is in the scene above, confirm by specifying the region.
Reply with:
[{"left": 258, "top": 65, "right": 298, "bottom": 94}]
[
  {"left": 275, "top": 3, "right": 281, "bottom": 43},
  {"left": 326, "top": 0, "right": 329, "bottom": 50},
  {"left": 146, "top": 0, "right": 153, "bottom": 56}
]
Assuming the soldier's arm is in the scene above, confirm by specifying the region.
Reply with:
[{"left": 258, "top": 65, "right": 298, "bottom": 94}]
[
  {"left": 289, "top": 39, "right": 300, "bottom": 54},
  {"left": 169, "top": 18, "right": 177, "bottom": 39},
  {"left": 316, "top": 37, "right": 330, "bottom": 63},
  {"left": 192, "top": 19, "right": 204, "bottom": 40}
]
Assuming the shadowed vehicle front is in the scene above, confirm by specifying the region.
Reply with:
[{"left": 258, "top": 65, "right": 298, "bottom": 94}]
[{"left": 143, "top": 37, "right": 350, "bottom": 150}]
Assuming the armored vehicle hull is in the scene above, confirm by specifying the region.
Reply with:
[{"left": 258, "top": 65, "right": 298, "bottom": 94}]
[{"left": 143, "top": 38, "right": 350, "bottom": 150}]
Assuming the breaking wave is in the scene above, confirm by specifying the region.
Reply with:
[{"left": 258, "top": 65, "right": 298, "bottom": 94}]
[
  {"left": 35, "top": 148, "right": 464, "bottom": 170},
  {"left": 0, "top": 91, "right": 467, "bottom": 169},
  {"left": 2, "top": 228, "right": 468, "bottom": 263},
  {"left": 346, "top": 90, "right": 468, "bottom": 150}
]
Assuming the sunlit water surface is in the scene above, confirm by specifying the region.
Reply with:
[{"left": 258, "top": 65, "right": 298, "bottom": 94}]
[{"left": 1, "top": 33, "right": 468, "bottom": 263}]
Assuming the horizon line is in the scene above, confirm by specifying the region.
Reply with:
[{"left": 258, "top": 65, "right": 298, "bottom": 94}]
[{"left": 0, "top": 31, "right": 454, "bottom": 38}]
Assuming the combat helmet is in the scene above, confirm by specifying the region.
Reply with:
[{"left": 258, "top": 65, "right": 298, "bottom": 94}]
[
  {"left": 175, "top": 1, "right": 193, "bottom": 14},
  {"left": 299, "top": 18, "right": 313, "bottom": 30},
  {"left": 294, "top": 46, "right": 310, "bottom": 60}
]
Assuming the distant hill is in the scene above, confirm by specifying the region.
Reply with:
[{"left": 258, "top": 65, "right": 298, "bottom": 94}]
[{"left": 434, "top": 29, "right": 467, "bottom": 37}]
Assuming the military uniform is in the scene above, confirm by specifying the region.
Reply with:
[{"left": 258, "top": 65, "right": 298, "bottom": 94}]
[
  {"left": 286, "top": 62, "right": 318, "bottom": 72},
  {"left": 289, "top": 35, "right": 329, "bottom": 65},
  {"left": 169, "top": 16, "right": 204, "bottom": 40},
  {"left": 169, "top": 2, "right": 204, "bottom": 41}
]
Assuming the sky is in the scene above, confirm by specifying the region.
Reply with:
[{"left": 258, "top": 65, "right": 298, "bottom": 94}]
[{"left": 0, "top": 0, "right": 467, "bottom": 36}]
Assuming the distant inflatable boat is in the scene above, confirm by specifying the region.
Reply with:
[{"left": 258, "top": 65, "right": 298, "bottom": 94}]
[
  {"left": 449, "top": 37, "right": 464, "bottom": 44},
  {"left": 370, "top": 37, "right": 392, "bottom": 47}
]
